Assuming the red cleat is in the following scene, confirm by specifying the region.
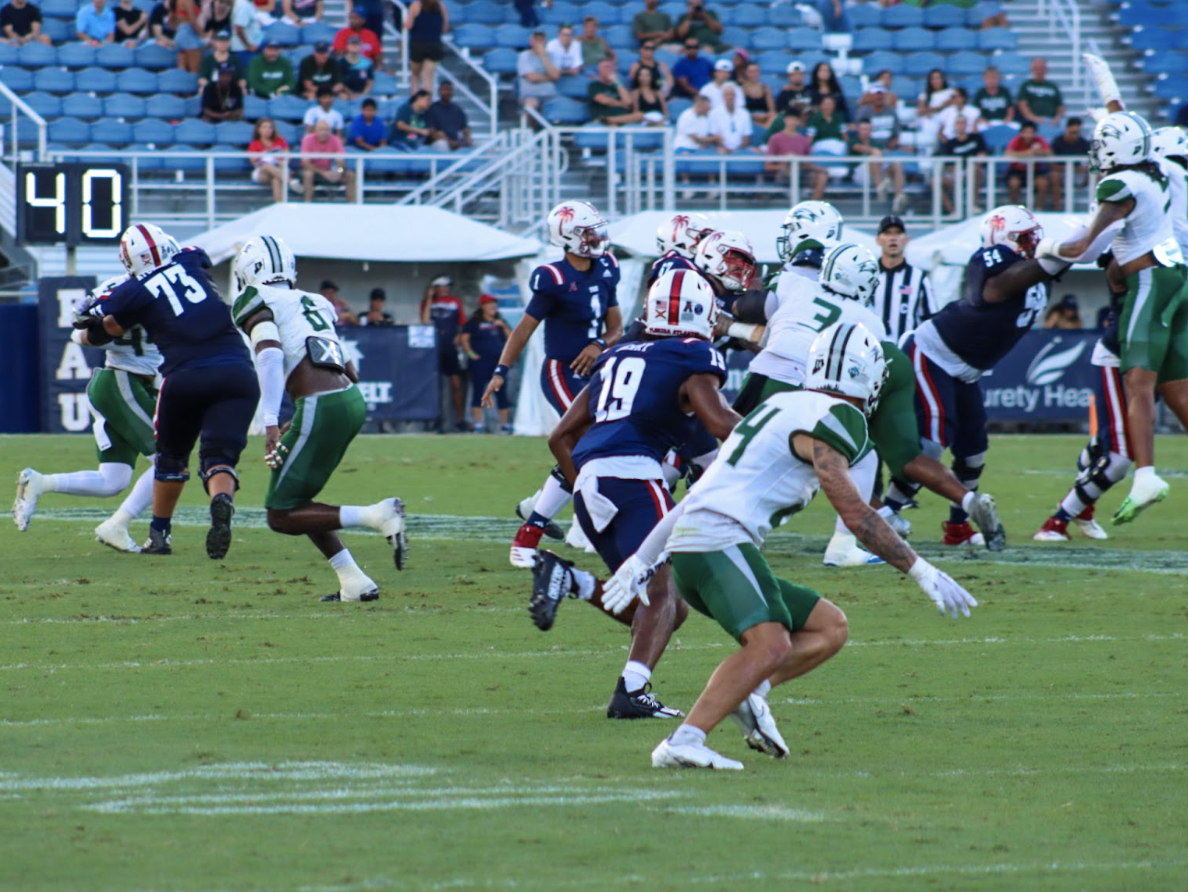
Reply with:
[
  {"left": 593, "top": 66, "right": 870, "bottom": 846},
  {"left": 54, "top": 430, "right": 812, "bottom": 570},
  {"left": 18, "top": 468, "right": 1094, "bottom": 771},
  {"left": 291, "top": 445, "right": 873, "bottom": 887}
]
[
  {"left": 510, "top": 522, "right": 546, "bottom": 568},
  {"left": 942, "top": 520, "right": 985, "bottom": 547}
]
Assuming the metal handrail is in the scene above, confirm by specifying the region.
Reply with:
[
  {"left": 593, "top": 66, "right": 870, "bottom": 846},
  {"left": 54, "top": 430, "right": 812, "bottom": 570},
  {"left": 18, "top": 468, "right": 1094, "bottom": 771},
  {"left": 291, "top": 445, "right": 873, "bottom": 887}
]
[
  {"left": 1044, "top": 0, "right": 1083, "bottom": 96},
  {"left": 0, "top": 80, "right": 47, "bottom": 161},
  {"left": 441, "top": 36, "right": 500, "bottom": 140},
  {"left": 395, "top": 134, "right": 508, "bottom": 205},
  {"left": 386, "top": 0, "right": 411, "bottom": 91}
]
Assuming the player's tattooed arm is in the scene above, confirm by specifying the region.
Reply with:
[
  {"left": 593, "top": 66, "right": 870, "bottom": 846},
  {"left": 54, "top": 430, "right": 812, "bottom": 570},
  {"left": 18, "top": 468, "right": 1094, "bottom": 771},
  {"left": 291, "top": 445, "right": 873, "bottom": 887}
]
[
  {"left": 548, "top": 388, "right": 593, "bottom": 486},
  {"left": 1059, "top": 198, "right": 1132, "bottom": 260},
  {"left": 683, "top": 373, "right": 741, "bottom": 441},
  {"left": 806, "top": 435, "right": 918, "bottom": 573}
]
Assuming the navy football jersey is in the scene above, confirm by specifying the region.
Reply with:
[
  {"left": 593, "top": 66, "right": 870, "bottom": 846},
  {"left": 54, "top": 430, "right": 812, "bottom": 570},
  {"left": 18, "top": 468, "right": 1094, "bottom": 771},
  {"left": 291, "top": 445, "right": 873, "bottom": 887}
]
[
  {"left": 931, "top": 245, "right": 1048, "bottom": 370},
  {"left": 101, "top": 249, "right": 251, "bottom": 376},
  {"left": 647, "top": 250, "right": 698, "bottom": 286},
  {"left": 572, "top": 337, "right": 727, "bottom": 467},
  {"left": 524, "top": 254, "right": 620, "bottom": 365}
]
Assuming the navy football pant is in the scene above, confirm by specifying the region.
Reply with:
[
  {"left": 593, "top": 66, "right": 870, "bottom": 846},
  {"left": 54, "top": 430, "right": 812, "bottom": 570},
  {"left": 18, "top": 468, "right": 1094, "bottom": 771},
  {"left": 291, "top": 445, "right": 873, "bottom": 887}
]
[
  {"left": 574, "top": 477, "right": 673, "bottom": 573},
  {"left": 155, "top": 363, "right": 259, "bottom": 473}
]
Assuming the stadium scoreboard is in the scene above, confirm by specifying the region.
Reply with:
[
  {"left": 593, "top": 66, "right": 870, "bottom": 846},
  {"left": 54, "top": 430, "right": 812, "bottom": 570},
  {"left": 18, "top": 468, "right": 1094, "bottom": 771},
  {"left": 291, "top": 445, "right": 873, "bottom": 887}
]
[{"left": 16, "top": 162, "right": 129, "bottom": 247}]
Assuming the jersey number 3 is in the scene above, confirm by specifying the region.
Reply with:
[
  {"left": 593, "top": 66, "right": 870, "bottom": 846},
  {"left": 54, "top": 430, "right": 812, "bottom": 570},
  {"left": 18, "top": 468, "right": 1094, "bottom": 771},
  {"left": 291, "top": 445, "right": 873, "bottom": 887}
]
[
  {"left": 594, "top": 356, "right": 645, "bottom": 423},
  {"left": 143, "top": 265, "right": 208, "bottom": 317}
]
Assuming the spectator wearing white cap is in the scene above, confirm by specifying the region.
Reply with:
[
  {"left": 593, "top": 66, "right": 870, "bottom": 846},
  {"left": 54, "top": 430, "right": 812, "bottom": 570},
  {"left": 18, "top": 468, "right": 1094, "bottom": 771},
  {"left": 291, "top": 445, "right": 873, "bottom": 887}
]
[
  {"left": 421, "top": 275, "right": 469, "bottom": 431},
  {"left": 775, "top": 61, "right": 811, "bottom": 115},
  {"left": 698, "top": 58, "right": 734, "bottom": 112}
]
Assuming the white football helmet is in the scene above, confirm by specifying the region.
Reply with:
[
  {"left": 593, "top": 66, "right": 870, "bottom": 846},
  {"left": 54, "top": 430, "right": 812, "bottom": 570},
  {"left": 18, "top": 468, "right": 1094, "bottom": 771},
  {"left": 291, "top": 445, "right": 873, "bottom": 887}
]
[
  {"left": 820, "top": 243, "right": 880, "bottom": 307},
  {"left": 805, "top": 321, "right": 888, "bottom": 416},
  {"left": 694, "top": 230, "right": 756, "bottom": 292},
  {"left": 656, "top": 212, "right": 713, "bottom": 258},
  {"left": 547, "top": 199, "right": 609, "bottom": 258},
  {"left": 119, "top": 223, "right": 180, "bottom": 277},
  {"left": 234, "top": 235, "right": 298, "bottom": 292},
  {"left": 776, "top": 200, "right": 845, "bottom": 263},
  {"left": 1151, "top": 126, "right": 1188, "bottom": 161},
  {"left": 979, "top": 205, "right": 1044, "bottom": 259},
  {"left": 644, "top": 268, "right": 719, "bottom": 340},
  {"left": 1091, "top": 111, "right": 1152, "bottom": 172},
  {"left": 74, "top": 273, "right": 127, "bottom": 320}
]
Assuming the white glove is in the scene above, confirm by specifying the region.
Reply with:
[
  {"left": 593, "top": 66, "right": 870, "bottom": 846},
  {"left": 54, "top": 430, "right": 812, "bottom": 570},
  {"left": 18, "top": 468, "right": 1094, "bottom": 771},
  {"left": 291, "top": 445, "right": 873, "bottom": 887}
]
[
  {"left": 1086, "top": 105, "right": 1108, "bottom": 123},
  {"left": 601, "top": 554, "right": 657, "bottom": 615},
  {"left": 1035, "top": 236, "right": 1073, "bottom": 276},
  {"left": 909, "top": 558, "right": 978, "bottom": 619},
  {"left": 1083, "top": 53, "right": 1122, "bottom": 107}
]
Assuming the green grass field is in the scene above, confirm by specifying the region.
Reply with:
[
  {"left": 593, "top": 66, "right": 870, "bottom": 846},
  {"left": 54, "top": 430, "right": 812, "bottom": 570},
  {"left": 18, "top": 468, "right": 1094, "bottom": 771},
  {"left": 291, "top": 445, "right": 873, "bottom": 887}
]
[{"left": 2, "top": 433, "right": 1186, "bottom": 892}]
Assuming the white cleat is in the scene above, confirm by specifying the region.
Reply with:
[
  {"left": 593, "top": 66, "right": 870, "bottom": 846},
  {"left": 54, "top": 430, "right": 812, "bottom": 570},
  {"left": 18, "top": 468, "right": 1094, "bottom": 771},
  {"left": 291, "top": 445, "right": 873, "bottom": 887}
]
[
  {"left": 379, "top": 497, "right": 408, "bottom": 570},
  {"left": 12, "top": 468, "right": 45, "bottom": 531},
  {"left": 883, "top": 510, "right": 912, "bottom": 539},
  {"left": 823, "top": 543, "right": 885, "bottom": 568},
  {"left": 94, "top": 517, "right": 142, "bottom": 553},
  {"left": 652, "top": 737, "right": 744, "bottom": 770},
  {"left": 1074, "top": 515, "right": 1109, "bottom": 540},
  {"left": 730, "top": 692, "right": 789, "bottom": 758}
]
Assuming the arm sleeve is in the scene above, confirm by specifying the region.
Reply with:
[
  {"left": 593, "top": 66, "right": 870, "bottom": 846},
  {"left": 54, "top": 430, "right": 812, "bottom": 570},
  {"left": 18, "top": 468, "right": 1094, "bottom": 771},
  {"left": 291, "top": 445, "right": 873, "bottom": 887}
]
[{"left": 255, "top": 345, "right": 286, "bottom": 428}]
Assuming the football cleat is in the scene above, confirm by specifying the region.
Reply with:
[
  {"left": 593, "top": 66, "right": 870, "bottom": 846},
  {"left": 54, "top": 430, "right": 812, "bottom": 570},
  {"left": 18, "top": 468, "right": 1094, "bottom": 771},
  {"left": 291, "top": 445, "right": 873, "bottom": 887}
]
[
  {"left": 379, "top": 497, "right": 409, "bottom": 570},
  {"left": 321, "top": 589, "right": 380, "bottom": 602},
  {"left": 1033, "top": 516, "right": 1071, "bottom": 542},
  {"left": 730, "top": 692, "right": 789, "bottom": 758},
  {"left": 652, "top": 736, "right": 744, "bottom": 770},
  {"left": 510, "top": 522, "right": 547, "bottom": 568},
  {"left": 1113, "top": 472, "right": 1169, "bottom": 525},
  {"left": 12, "top": 468, "right": 45, "bottom": 531},
  {"left": 529, "top": 550, "right": 575, "bottom": 631},
  {"left": 607, "top": 679, "right": 685, "bottom": 719},
  {"left": 884, "top": 510, "right": 912, "bottom": 539},
  {"left": 968, "top": 493, "right": 1006, "bottom": 552},
  {"left": 141, "top": 527, "right": 172, "bottom": 555},
  {"left": 942, "top": 521, "right": 985, "bottom": 547},
  {"left": 206, "top": 494, "right": 234, "bottom": 560},
  {"left": 514, "top": 494, "right": 565, "bottom": 540},
  {"left": 95, "top": 517, "right": 141, "bottom": 553},
  {"left": 823, "top": 533, "right": 884, "bottom": 567},
  {"left": 1074, "top": 504, "right": 1109, "bottom": 540}
]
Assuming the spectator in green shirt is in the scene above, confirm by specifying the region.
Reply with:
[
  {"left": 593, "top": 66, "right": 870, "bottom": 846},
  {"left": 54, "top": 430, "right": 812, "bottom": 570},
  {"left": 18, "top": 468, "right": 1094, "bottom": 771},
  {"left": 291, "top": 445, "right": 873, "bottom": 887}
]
[
  {"left": 579, "top": 15, "right": 615, "bottom": 68},
  {"left": 633, "top": 0, "right": 672, "bottom": 46},
  {"left": 973, "top": 65, "right": 1014, "bottom": 128},
  {"left": 806, "top": 95, "right": 847, "bottom": 143},
  {"left": 197, "top": 30, "right": 246, "bottom": 94},
  {"left": 675, "top": 0, "right": 727, "bottom": 53},
  {"left": 587, "top": 58, "right": 643, "bottom": 125},
  {"left": 248, "top": 39, "right": 296, "bottom": 97},
  {"left": 1017, "top": 57, "right": 1064, "bottom": 127}
]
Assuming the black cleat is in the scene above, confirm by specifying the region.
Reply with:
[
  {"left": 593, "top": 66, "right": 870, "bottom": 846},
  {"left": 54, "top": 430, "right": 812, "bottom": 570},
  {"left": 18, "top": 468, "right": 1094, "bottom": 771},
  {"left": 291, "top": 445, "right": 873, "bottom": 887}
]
[
  {"left": 206, "top": 495, "right": 234, "bottom": 560},
  {"left": 529, "top": 550, "right": 575, "bottom": 631},
  {"left": 141, "top": 527, "right": 172, "bottom": 555},
  {"left": 606, "top": 679, "right": 685, "bottom": 719},
  {"left": 320, "top": 591, "right": 380, "bottom": 602}
]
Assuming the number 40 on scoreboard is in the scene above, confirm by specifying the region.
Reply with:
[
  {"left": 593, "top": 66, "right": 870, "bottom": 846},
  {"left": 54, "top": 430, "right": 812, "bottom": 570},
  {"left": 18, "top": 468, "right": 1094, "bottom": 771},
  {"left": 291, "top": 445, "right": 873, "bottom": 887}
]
[{"left": 16, "top": 162, "right": 129, "bottom": 247}]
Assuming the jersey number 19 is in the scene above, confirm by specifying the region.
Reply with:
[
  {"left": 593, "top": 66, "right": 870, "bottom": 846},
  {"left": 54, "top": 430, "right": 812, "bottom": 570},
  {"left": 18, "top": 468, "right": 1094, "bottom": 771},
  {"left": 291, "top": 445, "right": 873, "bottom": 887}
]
[{"left": 594, "top": 356, "right": 645, "bottom": 423}]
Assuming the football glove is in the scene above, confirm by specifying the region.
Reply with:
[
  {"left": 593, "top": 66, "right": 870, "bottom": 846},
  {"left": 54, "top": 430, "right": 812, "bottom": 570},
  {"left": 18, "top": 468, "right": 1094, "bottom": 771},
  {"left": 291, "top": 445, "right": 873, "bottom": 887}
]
[
  {"left": 909, "top": 558, "right": 978, "bottom": 619},
  {"left": 601, "top": 554, "right": 658, "bottom": 615}
]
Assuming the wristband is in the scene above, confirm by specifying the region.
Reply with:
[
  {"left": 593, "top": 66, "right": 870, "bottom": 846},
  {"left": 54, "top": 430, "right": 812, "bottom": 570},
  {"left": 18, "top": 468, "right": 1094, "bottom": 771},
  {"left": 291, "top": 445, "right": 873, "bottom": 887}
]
[
  {"left": 590, "top": 337, "right": 608, "bottom": 350},
  {"left": 726, "top": 322, "right": 758, "bottom": 341},
  {"left": 907, "top": 557, "right": 931, "bottom": 582},
  {"left": 493, "top": 364, "right": 509, "bottom": 378}
]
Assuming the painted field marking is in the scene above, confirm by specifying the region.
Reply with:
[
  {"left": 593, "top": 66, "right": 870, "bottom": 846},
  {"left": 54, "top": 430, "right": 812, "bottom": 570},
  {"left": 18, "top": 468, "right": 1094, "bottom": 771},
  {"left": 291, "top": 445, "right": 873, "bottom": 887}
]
[{"left": 650, "top": 804, "right": 827, "bottom": 822}]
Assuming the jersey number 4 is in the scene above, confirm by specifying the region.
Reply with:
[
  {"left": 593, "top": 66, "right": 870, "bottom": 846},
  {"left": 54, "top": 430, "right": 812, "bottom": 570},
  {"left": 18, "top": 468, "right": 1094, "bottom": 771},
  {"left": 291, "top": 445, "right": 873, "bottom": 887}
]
[
  {"left": 143, "top": 265, "right": 208, "bottom": 317},
  {"left": 594, "top": 355, "right": 645, "bottom": 423}
]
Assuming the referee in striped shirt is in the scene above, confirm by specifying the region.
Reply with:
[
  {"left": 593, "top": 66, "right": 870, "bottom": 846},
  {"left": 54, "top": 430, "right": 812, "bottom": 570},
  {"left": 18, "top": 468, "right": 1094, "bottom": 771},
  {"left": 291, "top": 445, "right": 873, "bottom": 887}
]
[{"left": 872, "top": 215, "right": 936, "bottom": 344}]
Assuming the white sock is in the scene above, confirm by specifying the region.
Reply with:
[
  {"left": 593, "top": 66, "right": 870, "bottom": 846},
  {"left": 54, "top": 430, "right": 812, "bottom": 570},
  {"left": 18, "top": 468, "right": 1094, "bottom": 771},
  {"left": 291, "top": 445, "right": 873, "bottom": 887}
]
[
  {"left": 622, "top": 660, "right": 651, "bottom": 692},
  {"left": 117, "top": 466, "right": 156, "bottom": 520},
  {"left": 961, "top": 491, "right": 976, "bottom": 513},
  {"left": 571, "top": 567, "right": 597, "bottom": 600},
  {"left": 670, "top": 724, "right": 706, "bottom": 747},
  {"left": 46, "top": 463, "right": 132, "bottom": 498},
  {"left": 533, "top": 474, "right": 572, "bottom": 520},
  {"left": 341, "top": 503, "right": 389, "bottom": 530},
  {"left": 1134, "top": 466, "right": 1157, "bottom": 483},
  {"left": 827, "top": 529, "right": 857, "bottom": 550},
  {"left": 753, "top": 679, "right": 772, "bottom": 699},
  {"left": 339, "top": 505, "right": 364, "bottom": 528},
  {"left": 329, "top": 549, "right": 371, "bottom": 587}
]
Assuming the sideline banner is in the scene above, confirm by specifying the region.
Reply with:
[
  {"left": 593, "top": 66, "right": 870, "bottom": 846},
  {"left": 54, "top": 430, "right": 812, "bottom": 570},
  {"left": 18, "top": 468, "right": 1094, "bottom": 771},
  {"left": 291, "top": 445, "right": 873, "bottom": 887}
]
[{"left": 38, "top": 276, "right": 100, "bottom": 434}]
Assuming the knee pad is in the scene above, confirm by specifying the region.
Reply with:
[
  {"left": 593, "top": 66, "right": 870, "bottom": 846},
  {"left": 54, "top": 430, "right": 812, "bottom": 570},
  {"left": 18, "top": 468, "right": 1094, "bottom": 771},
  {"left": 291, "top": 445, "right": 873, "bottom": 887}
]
[
  {"left": 155, "top": 453, "right": 191, "bottom": 482},
  {"left": 549, "top": 464, "right": 574, "bottom": 494},
  {"left": 920, "top": 438, "right": 944, "bottom": 462},
  {"left": 199, "top": 459, "right": 240, "bottom": 494},
  {"left": 952, "top": 451, "right": 986, "bottom": 488}
]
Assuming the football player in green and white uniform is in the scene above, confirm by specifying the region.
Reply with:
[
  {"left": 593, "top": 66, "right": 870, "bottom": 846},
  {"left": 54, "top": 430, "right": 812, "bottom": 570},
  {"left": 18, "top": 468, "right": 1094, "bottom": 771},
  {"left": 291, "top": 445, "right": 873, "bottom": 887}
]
[
  {"left": 599, "top": 322, "right": 978, "bottom": 770},
  {"left": 232, "top": 235, "right": 408, "bottom": 602},
  {"left": 1151, "top": 125, "right": 1188, "bottom": 260},
  {"left": 13, "top": 275, "right": 159, "bottom": 552}
]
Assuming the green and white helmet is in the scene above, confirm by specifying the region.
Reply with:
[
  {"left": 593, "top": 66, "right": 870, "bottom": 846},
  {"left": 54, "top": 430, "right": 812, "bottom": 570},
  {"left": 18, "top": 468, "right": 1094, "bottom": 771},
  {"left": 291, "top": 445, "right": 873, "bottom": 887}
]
[
  {"left": 776, "top": 200, "right": 844, "bottom": 263},
  {"left": 234, "top": 234, "right": 297, "bottom": 292},
  {"left": 806, "top": 321, "right": 887, "bottom": 416},
  {"left": 820, "top": 243, "right": 880, "bottom": 307},
  {"left": 1091, "top": 111, "right": 1152, "bottom": 171},
  {"left": 1151, "top": 125, "right": 1188, "bottom": 161}
]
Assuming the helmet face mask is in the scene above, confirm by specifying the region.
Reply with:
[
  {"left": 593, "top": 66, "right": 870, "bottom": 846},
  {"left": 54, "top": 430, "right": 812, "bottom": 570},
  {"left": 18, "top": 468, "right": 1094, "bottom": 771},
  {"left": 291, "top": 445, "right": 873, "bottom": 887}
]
[
  {"left": 979, "top": 205, "right": 1044, "bottom": 259},
  {"left": 644, "top": 268, "right": 719, "bottom": 339},
  {"left": 776, "top": 200, "right": 844, "bottom": 263}
]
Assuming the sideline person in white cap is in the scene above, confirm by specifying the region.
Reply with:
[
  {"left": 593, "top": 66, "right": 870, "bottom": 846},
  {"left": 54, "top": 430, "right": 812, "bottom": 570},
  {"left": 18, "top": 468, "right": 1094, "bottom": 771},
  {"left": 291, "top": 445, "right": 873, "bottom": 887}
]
[{"left": 421, "top": 274, "right": 469, "bottom": 431}]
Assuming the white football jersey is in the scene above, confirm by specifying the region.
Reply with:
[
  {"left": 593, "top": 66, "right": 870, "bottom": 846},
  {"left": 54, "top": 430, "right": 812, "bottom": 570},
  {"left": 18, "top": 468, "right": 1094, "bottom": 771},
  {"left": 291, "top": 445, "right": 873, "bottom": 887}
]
[
  {"left": 1097, "top": 167, "right": 1182, "bottom": 266},
  {"left": 666, "top": 389, "right": 871, "bottom": 553},
  {"left": 748, "top": 273, "right": 887, "bottom": 386},
  {"left": 104, "top": 324, "right": 163, "bottom": 377},
  {"left": 232, "top": 283, "right": 343, "bottom": 379},
  {"left": 1159, "top": 157, "right": 1188, "bottom": 258}
]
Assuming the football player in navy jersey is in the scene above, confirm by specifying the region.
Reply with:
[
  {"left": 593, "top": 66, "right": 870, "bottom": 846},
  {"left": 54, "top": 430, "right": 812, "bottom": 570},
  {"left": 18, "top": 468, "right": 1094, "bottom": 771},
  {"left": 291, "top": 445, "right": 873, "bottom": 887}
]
[
  {"left": 537, "top": 269, "right": 742, "bottom": 719},
  {"left": 647, "top": 212, "right": 713, "bottom": 286},
  {"left": 883, "top": 206, "right": 1072, "bottom": 545},
  {"left": 76, "top": 223, "right": 260, "bottom": 559},
  {"left": 481, "top": 199, "right": 625, "bottom": 567}
]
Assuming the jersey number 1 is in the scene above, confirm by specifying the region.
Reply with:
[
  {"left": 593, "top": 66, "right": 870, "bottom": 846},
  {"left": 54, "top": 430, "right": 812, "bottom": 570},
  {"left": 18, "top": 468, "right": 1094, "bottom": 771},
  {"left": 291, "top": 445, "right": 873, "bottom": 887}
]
[
  {"left": 594, "top": 356, "right": 645, "bottom": 423},
  {"left": 143, "top": 266, "right": 208, "bottom": 317}
]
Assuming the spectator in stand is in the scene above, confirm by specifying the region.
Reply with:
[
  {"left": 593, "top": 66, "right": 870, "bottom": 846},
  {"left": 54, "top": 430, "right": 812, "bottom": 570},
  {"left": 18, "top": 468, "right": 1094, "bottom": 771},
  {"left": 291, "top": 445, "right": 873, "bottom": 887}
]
[
  {"left": 672, "top": 37, "right": 712, "bottom": 99},
  {"left": 629, "top": 40, "right": 672, "bottom": 97},
  {"left": 517, "top": 30, "right": 559, "bottom": 114},
  {"left": 361, "top": 288, "right": 395, "bottom": 326},
  {"left": 740, "top": 61, "right": 775, "bottom": 129},
  {"left": 817, "top": 0, "right": 852, "bottom": 33},
  {"left": 405, "top": 0, "right": 447, "bottom": 95},
  {"left": 1017, "top": 57, "right": 1064, "bottom": 127},
  {"left": 283, "top": 0, "right": 321, "bottom": 26},
  {"left": 699, "top": 58, "right": 733, "bottom": 111},
  {"left": 299, "top": 41, "right": 347, "bottom": 99},
  {"left": 248, "top": 38, "right": 294, "bottom": 96},
  {"left": 849, "top": 119, "right": 907, "bottom": 213},
  {"left": 765, "top": 108, "right": 827, "bottom": 198},
  {"left": 858, "top": 70, "right": 899, "bottom": 110},
  {"left": 152, "top": 0, "right": 204, "bottom": 72},
  {"left": 76, "top": 0, "right": 116, "bottom": 44},
  {"left": 588, "top": 58, "right": 644, "bottom": 126},
  {"left": 809, "top": 61, "right": 848, "bottom": 118},
  {"left": 936, "top": 113, "right": 987, "bottom": 214},
  {"left": 200, "top": 62, "right": 245, "bottom": 121},
  {"left": 320, "top": 280, "right": 358, "bottom": 325},
  {"left": 391, "top": 89, "right": 433, "bottom": 150},
  {"left": 973, "top": 65, "right": 1014, "bottom": 129},
  {"left": 248, "top": 117, "right": 291, "bottom": 202},
  {"left": 579, "top": 15, "right": 615, "bottom": 69},
  {"left": 916, "top": 67, "right": 955, "bottom": 152},
  {"left": 980, "top": 0, "right": 1009, "bottom": 29},
  {"left": 1044, "top": 294, "right": 1083, "bottom": 330},
  {"left": 251, "top": 0, "right": 276, "bottom": 26},
  {"left": 348, "top": 97, "right": 387, "bottom": 150},
  {"left": 1, "top": 0, "right": 51, "bottom": 46},
  {"left": 854, "top": 82, "right": 901, "bottom": 174},
  {"left": 304, "top": 86, "right": 344, "bottom": 135},
  {"left": 1049, "top": 115, "right": 1091, "bottom": 209},
  {"left": 426, "top": 81, "right": 471, "bottom": 151},
  {"left": 709, "top": 83, "right": 751, "bottom": 153},
  {"left": 115, "top": 0, "right": 148, "bottom": 46},
  {"left": 460, "top": 295, "right": 513, "bottom": 434},
  {"left": 420, "top": 275, "right": 468, "bottom": 431},
  {"left": 301, "top": 118, "right": 355, "bottom": 201},
  {"left": 230, "top": 0, "right": 262, "bottom": 60},
  {"left": 546, "top": 23, "right": 582, "bottom": 77},
  {"left": 633, "top": 0, "right": 673, "bottom": 47},
  {"left": 339, "top": 35, "right": 375, "bottom": 97},
  {"left": 676, "top": 0, "right": 726, "bottom": 54},
  {"left": 775, "top": 62, "right": 811, "bottom": 115},
  {"left": 936, "top": 87, "right": 980, "bottom": 143},
  {"left": 200, "top": 0, "right": 234, "bottom": 40},
  {"left": 513, "top": 0, "right": 547, "bottom": 30},
  {"left": 632, "top": 66, "right": 669, "bottom": 126},
  {"left": 198, "top": 30, "right": 245, "bottom": 93},
  {"left": 807, "top": 93, "right": 846, "bottom": 143},
  {"left": 348, "top": 0, "right": 385, "bottom": 41},
  {"left": 333, "top": 7, "right": 381, "bottom": 63},
  {"left": 674, "top": 92, "right": 717, "bottom": 153},
  {"left": 1005, "top": 119, "right": 1052, "bottom": 208}
]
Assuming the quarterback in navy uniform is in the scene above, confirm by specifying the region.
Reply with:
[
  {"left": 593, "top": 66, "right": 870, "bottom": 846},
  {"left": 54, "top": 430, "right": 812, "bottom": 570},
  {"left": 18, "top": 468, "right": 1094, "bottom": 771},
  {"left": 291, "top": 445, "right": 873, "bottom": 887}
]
[
  {"left": 540, "top": 269, "right": 741, "bottom": 720},
  {"left": 884, "top": 206, "right": 1071, "bottom": 544},
  {"left": 77, "top": 223, "right": 260, "bottom": 559},
  {"left": 482, "top": 199, "right": 625, "bottom": 567}
]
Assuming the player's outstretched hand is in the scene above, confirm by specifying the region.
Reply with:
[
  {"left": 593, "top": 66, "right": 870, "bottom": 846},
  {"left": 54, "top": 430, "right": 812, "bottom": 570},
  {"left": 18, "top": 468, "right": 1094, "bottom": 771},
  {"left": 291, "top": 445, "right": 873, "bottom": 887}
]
[
  {"left": 480, "top": 374, "right": 504, "bottom": 409},
  {"left": 602, "top": 555, "right": 656, "bottom": 615},
  {"left": 264, "top": 426, "right": 287, "bottom": 469},
  {"left": 909, "top": 559, "right": 977, "bottom": 619},
  {"left": 570, "top": 343, "right": 603, "bottom": 377}
]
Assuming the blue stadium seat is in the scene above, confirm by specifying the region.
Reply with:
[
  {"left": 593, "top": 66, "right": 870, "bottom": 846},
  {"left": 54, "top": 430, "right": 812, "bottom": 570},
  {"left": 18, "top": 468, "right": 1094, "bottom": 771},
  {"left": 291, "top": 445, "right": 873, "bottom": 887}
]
[
  {"left": 277, "top": 121, "right": 303, "bottom": 146},
  {"left": 558, "top": 76, "right": 590, "bottom": 100},
  {"left": 117, "top": 69, "right": 160, "bottom": 95},
  {"left": 96, "top": 43, "right": 136, "bottom": 68},
  {"left": 76, "top": 142, "right": 123, "bottom": 165},
  {"left": 132, "top": 118, "right": 176, "bottom": 146},
  {"left": 373, "top": 72, "right": 398, "bottom": 94},
  {"left": 603, "top": 24, "right": 633, "bottom": 46},
  {"left": 481, "top": 47, "right": 519, "bottom": 75},
  {"left": 991, "top": 51, "right": 1028, "bottom": 75},
  {"left": 13, "top": 115, "right": 44, "bottom": 148},
  {"left": 1116, "top": 4, "right": 1165, "bottom": 27},
  {"left": 56, "top": 43, "right": 98, "bottom": 67},
  {"left": 861, "top": 50, "right": 903, "bottom": 76},
  {"left": 787, "top": 29, "right": 822, "bottom": 51},
  {"left": 770, "top": 5, "right": 801, "bottom": 27},
  {"left": 48, "top": 118, "right": 91, "bottom": 145},
  {"left": 214, "top": 120, "right": 255, "bottom": 145},
  {"left": 62, "top": 93, "right": 98, "bottom": 118},
  {"left": 37, "top": 67, "right": 76, "bottom": 93},
  {"left": 263, "top": 21, "right": 301, "bottom": 46},
  {"left": 668, "top": 97, "right": 692, "bottom": 119},
  {"left": 105, "top": 94, "right": 148, "bottom": 118},
  {"left": 243, "top": 94, "right": 269, "bottom": 119},
  {"left": 851, "top": 28, "right": 892, "bottom": 52},
  {"left": 923, "top": 4, "right": 966, "bottom": 28},
  {"left": 23, "top": 92, "right": 62, "bottom": 117},
  {"left": 847, "top": 2, "right": 881, "bottom": 27},
  {"left": 159, "top": 69, "right": 199, "bottom": 94},
  {"left": 299, "top": 22, "right": 337, "bottom": 46},
  {"left": 77, "top": 66, "right": 119, "bottom": 93},
  {"left": 403, "top": 147, "right": 448, "bottom": 176},
  {"left": 360, "top": 147, "right": 411, "bottom": 176},
  {"left": 90, "top": 119, "right": 134, "bottom": 145},
  {"left": 455, "top": 23, "right": 495, "bottom": 51},
  {"left": 751, "top": 30, "right": 789, "bottom": 52},
  {"left": 162, "top": 144, "right": 208, "bottom": 172},
  {"left": 174, "top": 119, "right": 218, "bottom": 145},
  {"left": 904, "top": 51, "right": 946, "bottom": 77},
  {"left": 893, "top": 27, "right": 935, "bottom": 52},
  {"left": 946, "top": 50, "right": 988, "bottom": 77},
  {"left": 268, "top": 94, "right": 307, "bottom": 121},
  {"left": 17, "top": 41, "right": 56, "bottom": 66},
  {"left": 42, "top": 0, "right": 77, "bottom": 17},
  {"left": 1155, "top": 74, "right": 1188, "bottom": 100},
  {"left": 136, "top": 43, "right": 178, "bottom": 69},
  {"left": 125, "top": 145, "right": 165, "bottom": 173},
  {"left": 718, "top": 28, "right": 752, "bottom": 52},
  {"left": 542, "top": 97, "right": 589, "bottom": 124},
  {"left": 1141, "top": 52, "right": 1187, "bottom": 76},
  {"left": 0, "top": 42, "right": 17, "bottom": 64},
  {"left": 146, "top": 93, "right": 187, "bottom": 118},
  {"left": 882, "top": 3, "right": 924, "bottom": 27},
  {"left": 584, "top": 5, "right": 621, "bottom": 26},
  {"left": 978, "top": 28, "right": 1017, "bottom": 51},
  {"left": 980, "top": 124, "right": 1016, "bottom": 153},
  {"left": 935, "top": 29, "right": 978, "bottom": 51},
  {"left": 1132, "top": 29, "right": 1177, "bottom": 52},
  {"left": 0, "top": 67, "right": 34, "bottom": 91},
  {"left": 41, "top": 18, "right": 72, "bottom": 43},
  {"left": 494, "top": 24, "right": 532, "bottom": 49},
  {"left": 465, "top": 2, "right": 506, "bottom": 25},
  {"left": 754, "top": 52, "right": 793, "bottom": 75},
  {"left": 731, "top": 5, "right": 766, "bottom": 27}
]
